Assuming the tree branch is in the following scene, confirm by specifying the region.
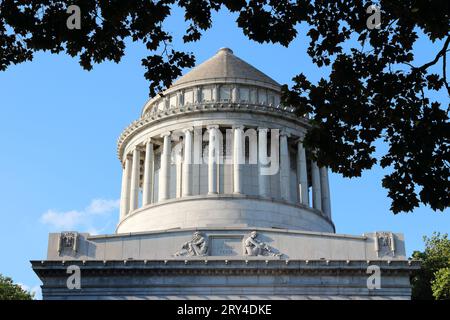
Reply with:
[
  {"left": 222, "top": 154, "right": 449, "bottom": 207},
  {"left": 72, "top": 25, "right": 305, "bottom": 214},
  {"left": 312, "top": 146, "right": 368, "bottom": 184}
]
[
  {"left": 418, "top": 36, "right": 450, "bottom": 71},
  {"left": 443, "top": 48, "right": 450, "bottom": 95}
]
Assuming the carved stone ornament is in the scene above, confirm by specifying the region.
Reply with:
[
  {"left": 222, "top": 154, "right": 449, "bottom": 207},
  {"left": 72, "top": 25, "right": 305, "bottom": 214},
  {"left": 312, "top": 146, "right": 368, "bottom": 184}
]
[
  {"left": 374, "top": 232, "right": 396, "bottom": 257},
  {"left": 57, "top": 232, "right": 79, "bottom": 255},
  {"left": 174, "top": 232, "right": 209, "bottom": 257},
  {"left": 243, "top": 231, "right": 283, "bottom": 257}
]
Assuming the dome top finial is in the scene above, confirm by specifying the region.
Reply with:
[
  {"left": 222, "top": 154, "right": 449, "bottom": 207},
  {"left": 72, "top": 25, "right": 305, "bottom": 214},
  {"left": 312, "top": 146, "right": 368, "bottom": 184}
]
[{"left": 217, "top": 47, "right": 233, "bottom": 54}]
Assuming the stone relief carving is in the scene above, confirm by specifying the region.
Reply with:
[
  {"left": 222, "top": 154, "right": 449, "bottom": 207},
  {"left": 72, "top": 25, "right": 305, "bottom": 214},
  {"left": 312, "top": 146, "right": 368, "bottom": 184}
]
[
  {"left": 243, "top": 231, "right": 282, "bottom": 257},
  {"left": 375, "top": 232, "right": 396, "bottom": 257},
  {"left": 174, "top": 232, "right": 209, "bottom": 257},
  {"left": 58, "top": 232, "right": 78, "bottom": 255}
]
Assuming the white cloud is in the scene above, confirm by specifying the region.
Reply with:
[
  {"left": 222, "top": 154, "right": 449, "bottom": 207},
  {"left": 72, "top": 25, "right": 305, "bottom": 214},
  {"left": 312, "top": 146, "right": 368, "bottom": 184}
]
[
  {"left": 86, "top": 199, "right": 120, "bottom": 214},
  {"left": 40, "top": 198, "right": 119, "bottom": 233},
  {"left": 41, "top": 210, "right": 84, "bottom": 230}
]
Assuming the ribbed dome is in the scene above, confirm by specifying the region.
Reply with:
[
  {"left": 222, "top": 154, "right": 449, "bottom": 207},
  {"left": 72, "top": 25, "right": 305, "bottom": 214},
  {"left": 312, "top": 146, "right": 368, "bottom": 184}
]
[{"left": 172, "top": 48, "right": 280, "bottom": 87}]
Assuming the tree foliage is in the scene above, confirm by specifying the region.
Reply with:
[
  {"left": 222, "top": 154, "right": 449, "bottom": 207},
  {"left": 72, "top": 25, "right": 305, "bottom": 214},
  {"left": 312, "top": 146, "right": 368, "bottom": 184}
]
[
  {"left": 411, "top": 233, "right": 450, "bottom": 300},
  {"left": 0, "top": 274, "right": 34, "bottom": 300},
  {"left": 0, "top": 0, "right": 448, "bottom": 214},
  {"left": 431, "top": 267, "right": 450, "bottom": 300}
]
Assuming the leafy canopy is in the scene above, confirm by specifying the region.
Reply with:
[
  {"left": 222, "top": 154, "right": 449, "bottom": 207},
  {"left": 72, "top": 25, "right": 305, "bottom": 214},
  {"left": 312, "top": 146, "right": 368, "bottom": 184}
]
[
  {"left": 411, "top": 232, "right": 450, "bottom": 300},
  {"left": 431, "top": 267, "right": 450, "bottom": 300},
  {"left": 0, "top": 0, "right": 448, "bottom": 214},
  {"left": 0, "top": 274, "right": 34, "bottom": 300}
]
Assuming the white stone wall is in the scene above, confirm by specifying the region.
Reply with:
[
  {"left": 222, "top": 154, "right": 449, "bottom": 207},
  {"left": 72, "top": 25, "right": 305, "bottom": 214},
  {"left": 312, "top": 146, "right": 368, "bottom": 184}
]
[
  {"left": 143, "top": 84, "right": 282, "bottom": 118},
  {"left": 117, "top": 63, "right": 332, "bottom": 233},
  {"left": 117, "top": 197, "right": 334, "bottom": 233},
  {"left": 48, "top": 229, "right": 406, "bottom": 261}
]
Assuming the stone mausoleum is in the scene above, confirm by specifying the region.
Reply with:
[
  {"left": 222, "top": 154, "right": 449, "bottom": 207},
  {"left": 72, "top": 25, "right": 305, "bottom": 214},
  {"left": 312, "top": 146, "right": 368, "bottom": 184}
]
[{"left": 32, "top": 48, "right": 418, "bottom": 299}]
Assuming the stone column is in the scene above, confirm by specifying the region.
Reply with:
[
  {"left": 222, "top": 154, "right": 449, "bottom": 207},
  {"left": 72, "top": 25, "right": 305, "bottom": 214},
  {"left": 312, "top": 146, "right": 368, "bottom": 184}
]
[
  {"left": 142, "top": 138, "right": 154, "bottom": 206},
  {"left": 182, "top": 128, "right": 193, "bottom": 197},
  {"left": 208, "top": 125, "right": 220, "bottom": 194},
  {"left": 159, "top": 132, "right": 172, "bottom": 201},
  {"left": 194, "top": 87, "right": 201, "bottom": 103},
  {"left": 176, "top": 91, "right": 183, "bottom": 107},
  {"left": 231, "top": 86, "right": 239, "bottom": 102},
  {"left": 311, "top": 160, "right": 322, "bottom": 211},
  {"left": 320, "top": 166, "right": 332, "bottom": 219},
  {"left": 258, "top": 128, "right": 270, "bottom": 198},
  {"left": 297, "top": 139, "right": 309, "bottom": 205},
  {"left": 130, "top": 146, "right": 141, "bottom": 212},
  {"left": 279, "top": 131, "right": 291, "bottom": 201},
  {"left": 175, "top": 148, "right": 183, "bottom": 198},
  {"left": 233, "top": 126, "right": 244, "bottom": 194},
  {"left": 119, "top": 154, "right": 132, "bottom": 219},
  {"left": 164, "top": 97, "right": 170, "bottom": 110},
  {"left": 212, "top": 85, "right": 219, "bottom": 102}
]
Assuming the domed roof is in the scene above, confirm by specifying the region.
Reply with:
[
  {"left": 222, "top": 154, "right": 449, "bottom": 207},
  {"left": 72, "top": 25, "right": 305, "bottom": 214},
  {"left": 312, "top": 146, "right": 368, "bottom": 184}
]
[{"left": 172, "top": 48, "right": 280, "bottom": 88}]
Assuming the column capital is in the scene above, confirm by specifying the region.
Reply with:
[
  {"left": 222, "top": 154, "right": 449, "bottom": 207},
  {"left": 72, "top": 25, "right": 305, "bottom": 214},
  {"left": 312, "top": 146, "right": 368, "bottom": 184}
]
[
  {"left": 145, "top": 137, "right": 155, "bottom": 145},
  {"left": 280, "top": 130, "right": 291, "bottom": 137},
  {"left": 134, "top": 145, "right": 145, "bottom": 152},
  {"left": 257, "top": 127, "right": 269, "bottom": 132},
  {"left": 182, "top": 127, "right": 194, "bottom": 133},
  {"left": 122, "top": 153, "right": 132, "bottom": 168},
  {"left": 160, "top": 131, "right": 171, "bottom": 138},
  {"left": 207, "top": 125, "right": 220, "bottom": 130},
  {"left": 295, "top": 136, "right": 306, "bottom": 144},
  {"left": 232, "top": 125, "right": 245, "bottom": 131}
]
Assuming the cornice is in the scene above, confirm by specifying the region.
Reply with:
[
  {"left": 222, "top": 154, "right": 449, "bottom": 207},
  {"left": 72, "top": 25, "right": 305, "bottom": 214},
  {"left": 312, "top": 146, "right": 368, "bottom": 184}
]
[
  {"left": 31, "top": 259, "right": 421, "bottom": 278},
  {"left": 117, "top": 102, "right": 309, "bottom": 160},
  {"left": 141, "top": 79, "right": 282, "bottom": 116}
]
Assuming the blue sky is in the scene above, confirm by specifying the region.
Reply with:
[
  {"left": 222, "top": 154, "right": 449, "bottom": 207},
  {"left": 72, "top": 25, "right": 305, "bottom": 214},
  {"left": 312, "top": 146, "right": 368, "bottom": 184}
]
[{"left": 0, "top": 8, "right": 448, "bottom": 299}]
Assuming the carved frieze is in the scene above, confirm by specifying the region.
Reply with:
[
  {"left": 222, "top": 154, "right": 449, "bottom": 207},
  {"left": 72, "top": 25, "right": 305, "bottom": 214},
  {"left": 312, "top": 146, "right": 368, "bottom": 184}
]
[
  {"left": 243, "top": 231, "right": 283, "bottom": 258},
  {"left": 174, "top": 232, "right": 208, "bottom": 257},
  {"left": 374, "top": 232, "right": 396, "bottom": 257},
  {"left": 57, "top": 232, "right": 78, "bottom": 256}
]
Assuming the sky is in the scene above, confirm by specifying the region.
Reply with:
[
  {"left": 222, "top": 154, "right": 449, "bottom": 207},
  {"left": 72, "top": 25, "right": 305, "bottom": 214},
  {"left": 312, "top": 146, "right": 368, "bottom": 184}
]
[{"left": 0, "top": 7, "right": 448, "bottom": 299}]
